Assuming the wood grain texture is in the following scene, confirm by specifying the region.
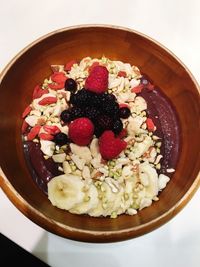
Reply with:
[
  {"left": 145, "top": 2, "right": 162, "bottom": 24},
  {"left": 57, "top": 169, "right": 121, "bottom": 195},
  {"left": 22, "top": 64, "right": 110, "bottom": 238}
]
[{"left": 0, "top": 25, "right": 200, "bottom": 242}]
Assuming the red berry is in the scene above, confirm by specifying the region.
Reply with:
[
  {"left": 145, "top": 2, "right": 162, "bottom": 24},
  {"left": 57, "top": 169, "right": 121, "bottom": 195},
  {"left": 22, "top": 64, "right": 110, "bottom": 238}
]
[
  {"left": 43, "top": 125, "right": 61, "bottom": 135},
  {"left": 51, "top": 72, "right": 67, "bottom": 83},
  {"left": 118, "top": 71, "right": 126, "bottom": 77},
  {"left": 22, "top": 105, "right": 32, "bottom": 119},
  {"left": 39, "top": 133, "right": 54, "bottom": 141},
  {"left": 32, "top": 85, "right": 48, "bottom": 100},
  {"left": 68, "top": 118, "right": 94, "bottom": 146},
  {"left": 27, "top": 125, "right": 41, "bottom": 141},
  {"left": 118, "top": 128, "right": 127, "bottom": 139},
  {"left": 85, "top": 66, "right": 108, "bottom": 94},
  {"left": 38, "top": 97, "right": 57, "bottom": 105},
  {"left": 48, "top": 82, "right": 65, "bottom": 90},
  {"left": 119, "top": 103, "right": 129, "bottom": 109},
  {"left": 131, "top": 84, "right": 144, "bottom": 93},
  {"left": 99, "top": 130, "right": 127, "bottom": 160},
  {"left": 64, "top": 60, "right": 77, "bottom": 71},
  {"left": 88, "top": 62, "right": 99, "bottom": 73},
  {"left": 146, "top": 118, "right": 155, "bottom": 132}
]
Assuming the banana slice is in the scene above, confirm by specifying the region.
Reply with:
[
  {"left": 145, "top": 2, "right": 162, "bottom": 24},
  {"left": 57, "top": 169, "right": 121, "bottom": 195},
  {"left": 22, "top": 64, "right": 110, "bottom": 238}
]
[
  {"left": 48, "top": 174, "right": 85, "bottom": 210},
  {"left": 69, "top": 184, "right": 99, "bottom": 214},
  {"left": 139, "top": 163, "right": 158, "bottom": 198},
  {"left": 88, "top": 198, "right": 105, "bottom": 217},
  {"left": 89, "top": 182, "right": 123, "bottom": 217},
  {"left": 123, "top": 179, "right": 135, "bottom": 210}
]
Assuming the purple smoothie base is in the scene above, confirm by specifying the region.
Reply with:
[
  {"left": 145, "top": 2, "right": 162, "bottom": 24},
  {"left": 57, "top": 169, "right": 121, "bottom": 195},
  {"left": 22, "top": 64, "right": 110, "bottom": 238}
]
[{"left": 23, "top": 81, "right": 181, "bottom": 195}]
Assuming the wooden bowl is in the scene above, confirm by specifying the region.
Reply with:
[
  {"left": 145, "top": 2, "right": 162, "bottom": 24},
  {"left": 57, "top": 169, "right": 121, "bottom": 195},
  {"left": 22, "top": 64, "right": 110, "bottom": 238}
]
[{"left": 0, "top": 25, "right": 200, "bottom": 243}]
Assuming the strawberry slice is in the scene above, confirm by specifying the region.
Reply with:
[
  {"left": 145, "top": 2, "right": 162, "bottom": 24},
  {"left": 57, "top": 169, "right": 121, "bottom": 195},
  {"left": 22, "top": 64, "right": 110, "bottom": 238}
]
[
  {"left": 22, "top": 105, "right": 32, "bottom": 119},
  {"left": 27, "top": 125, "right": 41, "bottom": 141},
  {"left": 146, "top": 118, "right": 155, "bottom": 132},
  {"left": 38, "top": 97, "right": 57, "bottom": 105},
  {"left": 51, "top": 72, "right": 67, "bottom": 83},
  {"left": 43, "top": 125, "right": 61, "bottom": 135},
  {"left": 118, "top": 71, "right": 127, "bottom": 77},
  {"left": 131, "top": 84, "right": 144, "bottom": 93},
  {"left": 64, "top": 60, "right": 77, "bottom": 71},
  {"left": 48, "top": 82, "right": 65, "bottom": 90},
  {"left": 39, "top": 133, "right": 54, "bottom": 141},
  {"left": 32, "top": 85, "right": 49, "bottom": 100}
]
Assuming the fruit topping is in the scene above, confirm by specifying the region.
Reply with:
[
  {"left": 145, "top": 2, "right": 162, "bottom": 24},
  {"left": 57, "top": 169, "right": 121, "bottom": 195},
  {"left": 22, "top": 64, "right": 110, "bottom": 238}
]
[
  {"left": 119, "top": 107, "right": 131, "bottom": 119},
  {"left": 54, "top": 132, "right": 69, "bottom": 146},
  {"left": 85, "top": 66, "right": 109, "bottom": 94},
  {"left": 99, "top": 130, "right": 127, "bottom": 160},
  {"left": 64, "top": 60, "right": 77, "bottom": 71},
  {"left": 38, "top": 97, "right": 57, "bottom": 105},
  {"left": 65, "top": 78, "right": 77, "bottom": 92},
  {"left": 70, "top": 89, "right": 92, "bottom": 107},
  {"left": 146, "top": 118, "right": 156, "bottom": 132},
  {"left": 68, "top": 118, "right": 94, "bottom": 146}
]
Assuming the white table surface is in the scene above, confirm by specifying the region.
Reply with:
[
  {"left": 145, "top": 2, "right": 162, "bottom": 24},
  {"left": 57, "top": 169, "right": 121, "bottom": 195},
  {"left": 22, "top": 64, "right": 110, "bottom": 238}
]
[{"left": 0, "top": 0, "right": 200, "bottom": 266}]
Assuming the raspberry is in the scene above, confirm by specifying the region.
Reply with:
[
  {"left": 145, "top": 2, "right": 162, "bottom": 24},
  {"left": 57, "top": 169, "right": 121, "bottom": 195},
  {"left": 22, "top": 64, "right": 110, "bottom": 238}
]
[
  {"left": 68, "top": 118, "right": 94, "bottom": 146},
  {"left": 118, "top": 128, "right": 127, "bottom": 139},
  {"left": 99, "top": 131, "right": 127, "bottom": 160},
  {"left": 85, "top": 66, "right": 108, "bottom": 94},
  {"left": 88, "top": 61, "right": 99, "bottom": 73}
]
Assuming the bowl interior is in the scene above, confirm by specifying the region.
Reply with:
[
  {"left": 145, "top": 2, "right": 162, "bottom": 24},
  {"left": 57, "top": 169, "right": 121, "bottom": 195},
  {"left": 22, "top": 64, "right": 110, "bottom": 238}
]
[{"left": 0, "top": 25, "right": 199, "bottom": 242}]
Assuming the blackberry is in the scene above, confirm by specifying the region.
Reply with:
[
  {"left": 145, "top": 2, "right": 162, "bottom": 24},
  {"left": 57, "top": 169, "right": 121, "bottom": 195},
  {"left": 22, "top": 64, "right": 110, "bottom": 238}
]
[
  {"left": 60, "top": 110, "right": 72, "bottom": 123},
  {"left": 54, "top": 133, "right": 69, "bottom": 146},
  {"left": 102, "top": 100, "right": 119, "bottom": 117},
  {"left": 70, "top": 106, "right": 85, "bottom": 120},
  {"left": 119, "top": 107, "right": 131, "bottom": 119},
  {"left": 101, "top": 92, "right": 116, "bottom": 102},
  {"left": 70, "top": 89, "right": 92, "bottom": 107},
  {"left": 90, "top": 93, "right": 102, "bottom": 108},
  {"left": 65, "top": 78, "right": 77, "bottom": 92},
  {"left": 98, "top": 115, "right": 113, "bottom": 129},
  {"left": 94, "top": 115, "right": 113, "bottom": 137},
  {"left": 112, "top": 119, "right": 123, "bottom": 135},
  {"left": 85, "top": 106, "right": 101, "bottom": 121}
]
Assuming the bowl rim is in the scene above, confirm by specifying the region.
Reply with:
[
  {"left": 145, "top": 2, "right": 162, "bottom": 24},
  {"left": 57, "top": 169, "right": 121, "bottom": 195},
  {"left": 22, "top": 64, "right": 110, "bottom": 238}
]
[{"left": 0, "top": 24, "right": 200, "bottom": 242}]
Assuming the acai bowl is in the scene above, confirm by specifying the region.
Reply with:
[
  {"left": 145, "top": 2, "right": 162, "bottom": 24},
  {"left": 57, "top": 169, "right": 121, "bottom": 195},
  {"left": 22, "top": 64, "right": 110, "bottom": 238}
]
[{"left": 0, "top": 25, "right": 200, "bottom": 242}]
